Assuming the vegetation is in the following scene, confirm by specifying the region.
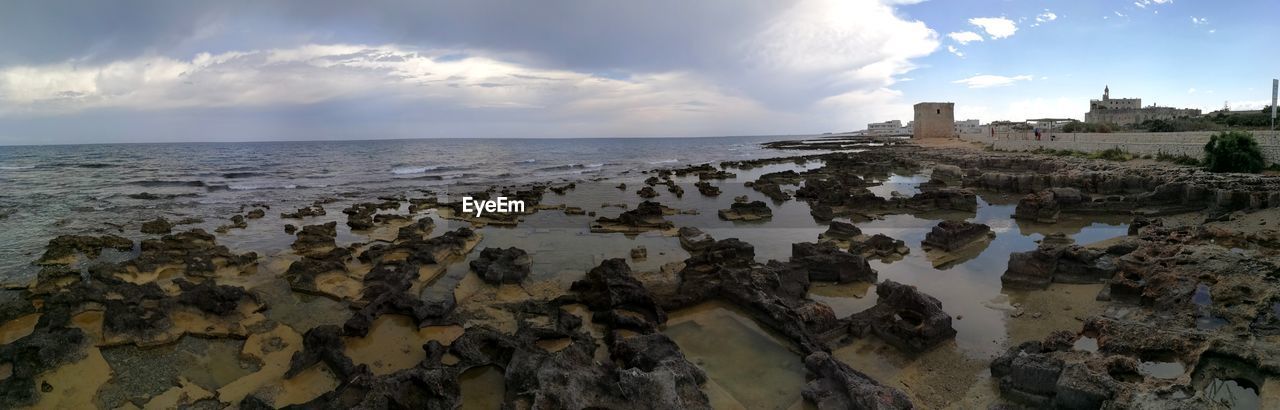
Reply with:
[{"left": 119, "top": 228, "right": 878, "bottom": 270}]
[
  {"left": 1155, "top": 152, "right": 1202, "bottom": 166},
  {"left": 1203, "top": 131, "right": 1266, "bottom": 173},
  {"left": 1032, "top": 147, "right": 1133, "bottom": 161},
  {"left": 1137, "top": 118, "right": 1222, "bottom": 133},
  {"left": 1060, "top": 121, "right": 1117, "bottom": 133}
]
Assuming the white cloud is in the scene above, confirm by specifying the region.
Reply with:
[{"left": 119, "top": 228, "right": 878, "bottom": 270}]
[
  {"left": 952, "top": 74, "right": 1033, "bottom": 88},
  {"left": 1188, "top": 88, "right": 1197, "bottom": 94},
  {"left": 1114, "top": 11, "right": 1127, "bottom": 18},
  {"left": 0, "top": 0, "right": 947, "bottom": 139},
  {"left": 1032, "top": 11, "right": 1058, "bottom": 26},
  {"left": 947, "top": 45, "right": 964, "bottom": 57},
  {"left": 1191, "top": 16, "right": 1208, "bottom": 25},
  {"left": 968, "top": 17, "right": 1018, "bottom": 39},
  {"left": 1134, "top": 0, "right": 1173, "bottom": 8},
  {"left": 947, "top": 31, "right": 984, "bottom": 45},
  {"left": 0, "top": 45, "right": 763, "bottom": 122}
]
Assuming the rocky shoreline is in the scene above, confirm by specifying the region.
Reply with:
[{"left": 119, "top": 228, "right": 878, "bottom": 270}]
[{"left": 2, "top": 137, "right": 1279, "bottom": 408}]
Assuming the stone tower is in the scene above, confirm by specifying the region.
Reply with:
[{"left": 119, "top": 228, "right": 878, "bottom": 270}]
[
  {"left": 1103, "top": 85, "right": 1110, "bottom": 100},
  {"left": 913, "top": 102, "right": 956, "bottom": 138}
]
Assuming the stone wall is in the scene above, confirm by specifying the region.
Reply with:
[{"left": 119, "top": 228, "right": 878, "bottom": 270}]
[
  {"left": 960, "top": 131, "right": 1280, "bottom": 164},
  {"left": 1084, "top": 107, "right": 1202, "bottom": 125}
]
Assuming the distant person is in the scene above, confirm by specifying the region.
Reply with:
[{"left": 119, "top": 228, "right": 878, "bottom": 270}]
[
  {"left": 990, "top": 127, "right": 995, "bottom": 139},
  {"left": 1034, "top": 127, "right": 1041, "bottom": 141}
]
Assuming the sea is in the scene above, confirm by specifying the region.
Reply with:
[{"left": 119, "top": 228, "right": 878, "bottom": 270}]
[{"left": 0, "top": 135, "right": 819, "bottom": 284}]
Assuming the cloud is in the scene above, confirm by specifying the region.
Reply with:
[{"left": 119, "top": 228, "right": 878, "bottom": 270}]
[
  {"left": 1115, "top": 11, "right": 1127, "bottom": 18},
  {"left": 952, "top": 74, "right": 1033, "bottom": 88},
  {"left": 1031, "top": 11, "right": 1057, "bottom": 26},
  {"left": 0, "top": 0, "right": 946, "bottom": 142},
  {"left": 968, "top": 17, "right": 1018, "bottom": 39},
  {"left": 1191, "top": 16, "right": 1208, "bottom": 25},
  {"left": 947, "top": 45, "right": 964, "bottom": 57},
  {"left": 946, "top": 31, "right": 984, "bottom": 45},
  {"left": 1134, "top": 0, "right": 1172, "bottom": 9}
]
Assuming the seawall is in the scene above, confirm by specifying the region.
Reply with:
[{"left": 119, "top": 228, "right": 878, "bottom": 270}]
[{"left": 959, "top": 131, "right": 1280, "bottom": 164}]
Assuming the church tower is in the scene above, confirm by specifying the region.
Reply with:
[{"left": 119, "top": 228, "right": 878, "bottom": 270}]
[{"left": 1103, "top": 85, "right": 1110, "bottom": 100}]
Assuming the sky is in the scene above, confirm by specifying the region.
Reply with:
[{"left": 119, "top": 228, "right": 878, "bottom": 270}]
[{"left": 0, "top": 0, "right": 1275, "bottom": 144}]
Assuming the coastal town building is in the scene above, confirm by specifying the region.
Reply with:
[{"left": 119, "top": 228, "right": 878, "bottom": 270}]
[
  {"left": 1085, "top": 86, "right": 1201, "bottom": 125},
  {"left": 867, "top": 120, "right": 903, "bottom": 135},
  {"left": 913, "top": 102, "right": 955, "bottom": 138},
  {"left": 954, "top": 119, "right": 982, "bottom": 135}
]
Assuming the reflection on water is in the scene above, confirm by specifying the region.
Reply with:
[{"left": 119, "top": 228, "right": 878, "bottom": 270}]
[
  {"left": 663, "top": 302, "right": 806, "bottom": 410},
  {"left": 459, "top": 365, "right": 506, "bottom": 410},
  {"left": 867, "top": 173, "right": 928, "bottom": 199},
  {"left": 343, "top": 315, "right": 464, "bottom": 376}
]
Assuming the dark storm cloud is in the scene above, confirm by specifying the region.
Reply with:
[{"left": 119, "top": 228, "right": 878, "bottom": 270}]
[{"left": 0, "top": 0, "right": 786, "bottom": 72}]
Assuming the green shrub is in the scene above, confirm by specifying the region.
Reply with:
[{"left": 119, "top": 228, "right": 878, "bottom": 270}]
[
  {"left": 1155, "top": 152, "right": 1202, "bottom": 166},
  {"left": 1090, "top": 147, "right": 1132, "bottom": 161},
  {"left": 1203, "top": 131, "right": 1265, "bottom": 173}
]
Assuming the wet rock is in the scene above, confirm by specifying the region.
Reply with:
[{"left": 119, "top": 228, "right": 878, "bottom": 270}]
[
  {"left": 990, "top": 342, "right": 1063, "bottom": 406},
  {"left": 174, "top": 278, "right": 255, "bottom": 316},
  {"left": 753, "top": 183, "right": 792, "bottom": 201},
  {"left": 1002, "top": 246, "right": 1060, "bottom": 289},
  {"left": 0, "top": 319, "right": 89, "bottom": 407},
  {"left": 630, "top": 246, "right": 647, "bottom": 260},
  {"left": 809, "top": 204, "right": 834, "bottom": 222},
  {"left": 127, "top": 229, "right": 257, "bottom": 278},
  {"left": 345, "top": 261, "right": 457, "bottom": 336},
  {"left": 395, "top": 216, "right": 435, "bottom": 241},
  {"left": 637, "top": 186, "right": 659, "bottom": 199},
  {"left": 38, "top": 234, "right": 133, "bottom": 265},
  {"left": 931, "top": 164, "right": 963, "bottom": 185},
  {"left": 904, "top": 187, "right": 977, "bottom": 213},
  {"left": 610, "top": 333, "right": 711, "bottom": 408},
  {"left": 286, "top": 325, "right": 360, "bottom": 380},
  {"left": 849, "top": 233, "right": 909, "bottom": 260},
  {"left": 140, "top": 217, "right": 173, "bottom": 235},
  {"left": 245, "top": 208, "right": 266, "bottom": 219},
  {"left": 285, "top": 248, "right": 353, "bottom": 297},
  {"left": 592, "top": 201, "right": 674, "bottom": 233},
  {"left": 570, "top": 259, "right": 667, "bottom": 332},
  {"left": 215, "top": 214, "right": 248, "bottom": 233},
  {"left": 790, "top": 242, "right": 876, "bottom": 283},
  {"left": 801, "top": 352, "right": 912, "bottom": 409},
  {"left": 693, "top": 181, "right": 720, "bottom": 196},
  {"left": 717, "top": 200, "right": 772, "bottom": 221},
  {"left": 280, "top": 204, "right": 326, "bottom": 219},
  {"left": 470, "top": 247, "right": 532, "bottom": 284},
  {"left": 348, "top": 200, "right": 403, "bottom": 228},
  {"left": 922, "top": 220, "right": 992, "bottom": 252},
  {"left": 616, "top": 183, "right": 627, "bottom": 190},
  {"left": 283, "top": 224, "right": 297, "bottom": 234},
  {"left": 846, "top": 280, "right": 957, "bottom": 353},
  {"left": 1014, "top": 190, "right": 1061, "bottom": 223},
  {"left": 677, "top": 227, "right": 715, "bottom": 253},
  {"left": 818, "top": 221, "right": 862, "bottom": 242},
  {"left": 733, "top": 195, "right": 749, "bottom": 203},
  {"left": 662, "top": 239, "right": 836, "bottom": 354},
  {"left": 549, "top": 183, "right": 575, "bottom": 195},
  {"left": 292, "top": 222, "right": 337, "bottom": 255},
  {"left": 1003, "top": 241, "right": 1117, "bottom": 289}
]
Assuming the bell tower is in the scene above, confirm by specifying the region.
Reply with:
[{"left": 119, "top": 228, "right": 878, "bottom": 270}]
[{"left": 1103, "top": 85, "right": 1110, "bottom": 100}]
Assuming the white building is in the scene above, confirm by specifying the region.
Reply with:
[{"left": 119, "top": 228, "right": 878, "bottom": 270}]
[
  {"left": 867, "top": 120, "right": 903, "bottom": 136},
  {"left": 954, "top": 119, "right": 982, "bottom": 135}
]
